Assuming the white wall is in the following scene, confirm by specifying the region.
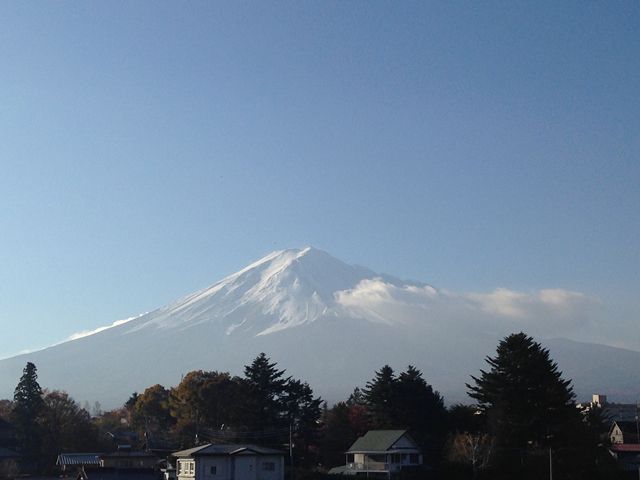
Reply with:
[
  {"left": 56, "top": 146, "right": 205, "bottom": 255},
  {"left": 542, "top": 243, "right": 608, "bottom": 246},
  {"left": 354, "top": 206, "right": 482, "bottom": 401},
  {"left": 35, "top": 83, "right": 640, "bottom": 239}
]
[
  {"left": 255, "top": 455, "right": 283, "bottom": 480},
  {"left": 199, "top": 457, "right": 232, "bottom": 480},
  {"left": 177, "top": 455, "right": 283, "bottom": 480}
]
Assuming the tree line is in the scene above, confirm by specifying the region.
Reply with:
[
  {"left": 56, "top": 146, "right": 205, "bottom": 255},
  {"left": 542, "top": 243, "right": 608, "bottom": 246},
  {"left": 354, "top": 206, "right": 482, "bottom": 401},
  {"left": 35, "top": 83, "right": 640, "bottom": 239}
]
[{"left": 1, "top": 333, "right": 623, "bottom": 479}]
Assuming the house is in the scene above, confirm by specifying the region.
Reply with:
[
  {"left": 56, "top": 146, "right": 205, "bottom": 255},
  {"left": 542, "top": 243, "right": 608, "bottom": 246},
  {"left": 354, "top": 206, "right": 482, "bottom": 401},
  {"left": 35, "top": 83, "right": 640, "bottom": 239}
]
[
  {"left": 610, "top": 420, "right": 640, "bottom": 444},
  {"left": 56, "top": 453, "right": 102, "bottom": 475},
  {"left": 100, "top": 450, "right": 159, "bottom": 469},
  {"left": 56, "top": 450, "right": 161, "bottom": 480},
  {"left": 172, "top": 444, "right": 284, "bottom": 480},
  {"left": 333, "top": 430, "right": 423, "bottom": 478}
]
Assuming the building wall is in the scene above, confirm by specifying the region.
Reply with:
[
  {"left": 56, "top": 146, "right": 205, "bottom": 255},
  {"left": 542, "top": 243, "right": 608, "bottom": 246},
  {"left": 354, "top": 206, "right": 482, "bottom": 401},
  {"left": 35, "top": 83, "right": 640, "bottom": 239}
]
[
  {"left": 611, "top": 426, "right": 624, "bottom": 444},
  {"left": 177, "top": 455, "right": 283, "bottom": 480},
  {"left": 197, "top": 456, "right": 231, "bottom": 480},
  {"left": 253, "top": 455, "right": 283, "bottom": 480}
]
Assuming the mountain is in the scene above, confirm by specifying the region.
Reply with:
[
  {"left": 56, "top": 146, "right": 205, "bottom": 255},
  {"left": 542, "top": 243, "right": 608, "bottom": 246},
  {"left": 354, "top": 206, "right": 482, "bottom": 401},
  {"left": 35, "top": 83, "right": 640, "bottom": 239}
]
[{"left": 0, "top": 247, "right": 638, "bottom": 408}]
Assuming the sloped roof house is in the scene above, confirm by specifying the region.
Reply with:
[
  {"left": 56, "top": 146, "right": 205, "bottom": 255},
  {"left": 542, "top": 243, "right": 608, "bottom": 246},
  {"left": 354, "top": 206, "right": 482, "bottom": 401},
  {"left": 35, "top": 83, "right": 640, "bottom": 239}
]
[
  {"left": 173, "top": 444, "right": 284, "bottom": 480},
  {"left": 333, "top": 430, "right": 423, "bottom": 478},
  {"left": 610, "top": 420, "right": 640, "bottom": 444}
]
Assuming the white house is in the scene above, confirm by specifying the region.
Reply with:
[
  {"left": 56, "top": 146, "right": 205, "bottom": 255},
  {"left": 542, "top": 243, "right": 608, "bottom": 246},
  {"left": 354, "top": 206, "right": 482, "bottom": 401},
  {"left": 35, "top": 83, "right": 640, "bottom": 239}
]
[
  {"left": 173, "top": 444, "right": 284, "bottom": 480},
  {"left": 339, "top": 430, "right": 423, "bottom": 478},
  {"left": 610, "top": 420, "right": 640, "bottom": 445}
]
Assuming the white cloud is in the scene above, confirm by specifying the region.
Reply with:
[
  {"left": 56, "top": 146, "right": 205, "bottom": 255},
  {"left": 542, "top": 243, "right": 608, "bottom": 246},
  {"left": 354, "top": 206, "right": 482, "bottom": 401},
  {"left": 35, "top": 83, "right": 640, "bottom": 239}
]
[
  {"left": 67, "top": 315, "right": 144, "bottom": 341},
  {"left": 335, "top": 278, "right": 439, "bottom": 325},
  {"left": 335, "top": 279, "right": 600, "bottom": 338}
]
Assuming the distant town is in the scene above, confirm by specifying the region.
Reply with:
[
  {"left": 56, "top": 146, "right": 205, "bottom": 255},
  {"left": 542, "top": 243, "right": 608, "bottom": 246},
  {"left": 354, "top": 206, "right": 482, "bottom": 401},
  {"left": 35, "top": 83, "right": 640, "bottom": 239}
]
[{"left": 0, "top": 333, "right": 638, "bottom": 480}]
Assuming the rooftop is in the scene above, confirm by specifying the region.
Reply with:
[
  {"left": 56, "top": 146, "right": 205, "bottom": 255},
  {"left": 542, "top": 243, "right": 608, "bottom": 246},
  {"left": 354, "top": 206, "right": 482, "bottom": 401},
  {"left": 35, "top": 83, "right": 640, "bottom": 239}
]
[
  {"left": 173, "top": 444, "right": 284, "bottom": 458},
  {"left": 348, "top": 430, "right": 412, "bottom": 453}
]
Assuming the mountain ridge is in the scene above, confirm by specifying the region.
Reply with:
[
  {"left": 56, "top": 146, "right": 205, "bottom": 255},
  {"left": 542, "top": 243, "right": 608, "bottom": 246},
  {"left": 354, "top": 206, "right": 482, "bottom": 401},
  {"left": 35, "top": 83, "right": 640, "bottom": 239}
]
[{"left": 0, "top": 247, "right": 637, "bottom": 408}]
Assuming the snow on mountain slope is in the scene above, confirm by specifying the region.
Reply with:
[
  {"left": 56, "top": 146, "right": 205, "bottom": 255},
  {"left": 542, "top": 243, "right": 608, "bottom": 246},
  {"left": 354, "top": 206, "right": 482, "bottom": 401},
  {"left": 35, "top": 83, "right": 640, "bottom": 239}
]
[
  {"left": 113, "top": 246, "right": 411, "bottom": 337},
  {"left": 0, "top": 247, "right": 638, "bottom": 409}
]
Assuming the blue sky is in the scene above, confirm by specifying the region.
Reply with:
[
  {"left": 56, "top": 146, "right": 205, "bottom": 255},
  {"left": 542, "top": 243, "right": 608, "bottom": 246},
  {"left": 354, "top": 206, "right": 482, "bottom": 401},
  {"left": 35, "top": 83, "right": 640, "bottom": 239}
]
[{"left": 0, "top": 1, "right": 638, "bottom": 358}]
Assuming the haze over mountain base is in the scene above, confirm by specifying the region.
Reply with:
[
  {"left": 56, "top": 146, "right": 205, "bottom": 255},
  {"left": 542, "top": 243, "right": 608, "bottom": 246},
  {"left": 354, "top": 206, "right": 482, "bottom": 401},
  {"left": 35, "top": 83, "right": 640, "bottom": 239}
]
[{"left": 1, "top": 247, "right": 636, "bottom": 408}]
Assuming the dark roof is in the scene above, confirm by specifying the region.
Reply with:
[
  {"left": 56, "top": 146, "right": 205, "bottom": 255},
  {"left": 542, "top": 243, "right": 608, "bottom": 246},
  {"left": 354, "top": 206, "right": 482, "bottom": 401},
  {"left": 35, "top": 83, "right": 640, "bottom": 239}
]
[
  {"left": 100, "top": 451, "right": 158, "bottom": 458},
  {"left": 348, "top": 430, "right": 412, "bottom": 452},
  {"left": 77, "top": 470, "right": 159, "bottom": 480},
  {"left": 57, "top": 454, "right": 101, "bottom": 466},
  {"left": 173, "top": 444, "right": 284, "bottom": 458}
]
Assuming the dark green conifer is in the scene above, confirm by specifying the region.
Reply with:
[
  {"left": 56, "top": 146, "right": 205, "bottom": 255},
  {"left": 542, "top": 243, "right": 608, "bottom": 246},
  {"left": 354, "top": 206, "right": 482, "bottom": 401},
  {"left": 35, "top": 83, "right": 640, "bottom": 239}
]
[
  {"left": 243, "top": 353, "right": 290, "bottom": 431},
  {"left": 362, "top": 365, "right": 398, "bottom": 428},
  {"left": 12, "top": 362, "right": 44, "bottom": 462},
  {"left": 467, "top": 333, "right": 583, "bottom": 478}
]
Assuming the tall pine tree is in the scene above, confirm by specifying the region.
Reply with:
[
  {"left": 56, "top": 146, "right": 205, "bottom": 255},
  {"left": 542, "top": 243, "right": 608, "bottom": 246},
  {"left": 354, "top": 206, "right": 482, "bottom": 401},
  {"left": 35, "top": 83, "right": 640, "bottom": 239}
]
[
  {"left": 396, "top": 365, "right": 447, "bottom": 457},
  {"left": 12, "top": 362, "right": 44, "bottom": 463},
  {"left": 362, "top": 365, "right": 397, "bottom": 428},
  {"left": 467, "top": 332, "right": 583, "bottom": 478},
  {"left": 243, "top": 353, "right": 290, "bottom": 432}
]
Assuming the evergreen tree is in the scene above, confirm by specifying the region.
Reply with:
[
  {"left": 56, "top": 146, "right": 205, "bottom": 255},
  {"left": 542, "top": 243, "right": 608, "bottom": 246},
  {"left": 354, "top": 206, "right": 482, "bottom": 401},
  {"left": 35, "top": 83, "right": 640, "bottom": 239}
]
[
  {"left": 362, "top": 365, "right": 397, "bottom": 428},
  {"left": 12, "top": 362, "right": 44, "bottom": 464},
  {"left": 243, "top": 353, "right": 290, "bottom": 432},
  {"left": 346, "top": 387, "right": 366, "bottom": 407},
  {"left": 396, "top": 365, "right": 447, "bottom": 457},
  {"left": 467, "top": 332, "right": 583, "bottom": 477},
  {"left": 396, "top": 365, "right": 446, "bottom": 432}
]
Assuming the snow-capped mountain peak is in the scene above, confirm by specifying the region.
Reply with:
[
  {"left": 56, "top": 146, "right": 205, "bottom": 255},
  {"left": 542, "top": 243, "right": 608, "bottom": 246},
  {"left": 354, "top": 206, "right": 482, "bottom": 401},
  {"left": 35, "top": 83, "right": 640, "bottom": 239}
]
[
  {"left": 123, "top": 247, "right": 381, "bottom": 336},
  {"left": 1, "top": 246, "right": 638, "bottom": 410}
]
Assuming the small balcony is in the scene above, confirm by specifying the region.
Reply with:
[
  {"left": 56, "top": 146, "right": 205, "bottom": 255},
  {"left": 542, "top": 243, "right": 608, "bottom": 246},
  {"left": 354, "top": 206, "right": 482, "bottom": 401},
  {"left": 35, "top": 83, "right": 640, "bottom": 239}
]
[{"left": 347, "top": 462, "right": 389, "bottom": 472}]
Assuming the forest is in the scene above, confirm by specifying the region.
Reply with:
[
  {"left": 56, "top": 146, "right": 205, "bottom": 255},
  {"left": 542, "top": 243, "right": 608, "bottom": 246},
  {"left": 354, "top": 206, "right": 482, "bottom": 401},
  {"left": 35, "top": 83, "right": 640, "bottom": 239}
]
[{"left": 0, "top": 333, "right": 624, "bottom": 479}]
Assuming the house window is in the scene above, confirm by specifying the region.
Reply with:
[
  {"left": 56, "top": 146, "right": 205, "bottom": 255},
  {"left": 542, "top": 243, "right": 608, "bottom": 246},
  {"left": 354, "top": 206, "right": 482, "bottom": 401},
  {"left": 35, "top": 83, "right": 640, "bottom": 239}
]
[
  {"left": 346, "top": 454, "right": 354, "bottom": 463},
  {"left": 391, "top": 454, "right": 401, "bottom": 464},
  {"left": 409, "top": 454, "right": 419, "bottom": 464},
  {"left": 210, "top": 466, "right": 217, "bottom": 475},
  {"left": 189, "top": 462, "right": 195, "bottom": 474},
  {"left": 262, "top": 462, "right": 275, "bottom": 471}
]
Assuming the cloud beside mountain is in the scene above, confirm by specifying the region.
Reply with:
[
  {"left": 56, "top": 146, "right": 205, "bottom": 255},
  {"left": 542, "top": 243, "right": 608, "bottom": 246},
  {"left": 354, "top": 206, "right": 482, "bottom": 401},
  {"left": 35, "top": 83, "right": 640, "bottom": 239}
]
[
  {"left": 2, "top": 246, "right": 631, "bottom": 408},
  {"left": 336, "top": 278, "right": 599, "bottom": 338}
]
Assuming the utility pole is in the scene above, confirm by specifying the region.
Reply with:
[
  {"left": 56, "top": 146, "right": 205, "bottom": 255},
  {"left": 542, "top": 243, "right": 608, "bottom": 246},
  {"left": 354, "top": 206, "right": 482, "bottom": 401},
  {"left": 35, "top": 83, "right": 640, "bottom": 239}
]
[
  {"left": 289, "top": 422, "right": 294, "bottom": 480},
  {"left": 549, "top": 447, "right": 553, "bottom": 480},
  {"left": 635, "top": 401, "right": 639, "bottom": 443}
]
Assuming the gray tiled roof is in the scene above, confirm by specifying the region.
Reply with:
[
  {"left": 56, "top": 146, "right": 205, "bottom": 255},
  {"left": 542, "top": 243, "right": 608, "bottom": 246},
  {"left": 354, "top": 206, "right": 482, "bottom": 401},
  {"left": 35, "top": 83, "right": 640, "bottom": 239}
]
[
  {"left": 347, "top": 430, "right": 409, "bottom": 452},
  {"left": 56, "top": 454, "right": 101, "bottom": 466},
  {"left": 173, "top": 444, "right": 284, "bottom": 458}
]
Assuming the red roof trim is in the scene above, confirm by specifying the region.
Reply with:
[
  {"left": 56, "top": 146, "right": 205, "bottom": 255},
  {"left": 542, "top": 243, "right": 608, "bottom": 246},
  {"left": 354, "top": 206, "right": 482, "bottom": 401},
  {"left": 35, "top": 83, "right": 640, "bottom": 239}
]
[{"left": 611, "top": 444, "right": 640, "bottom": 452}]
